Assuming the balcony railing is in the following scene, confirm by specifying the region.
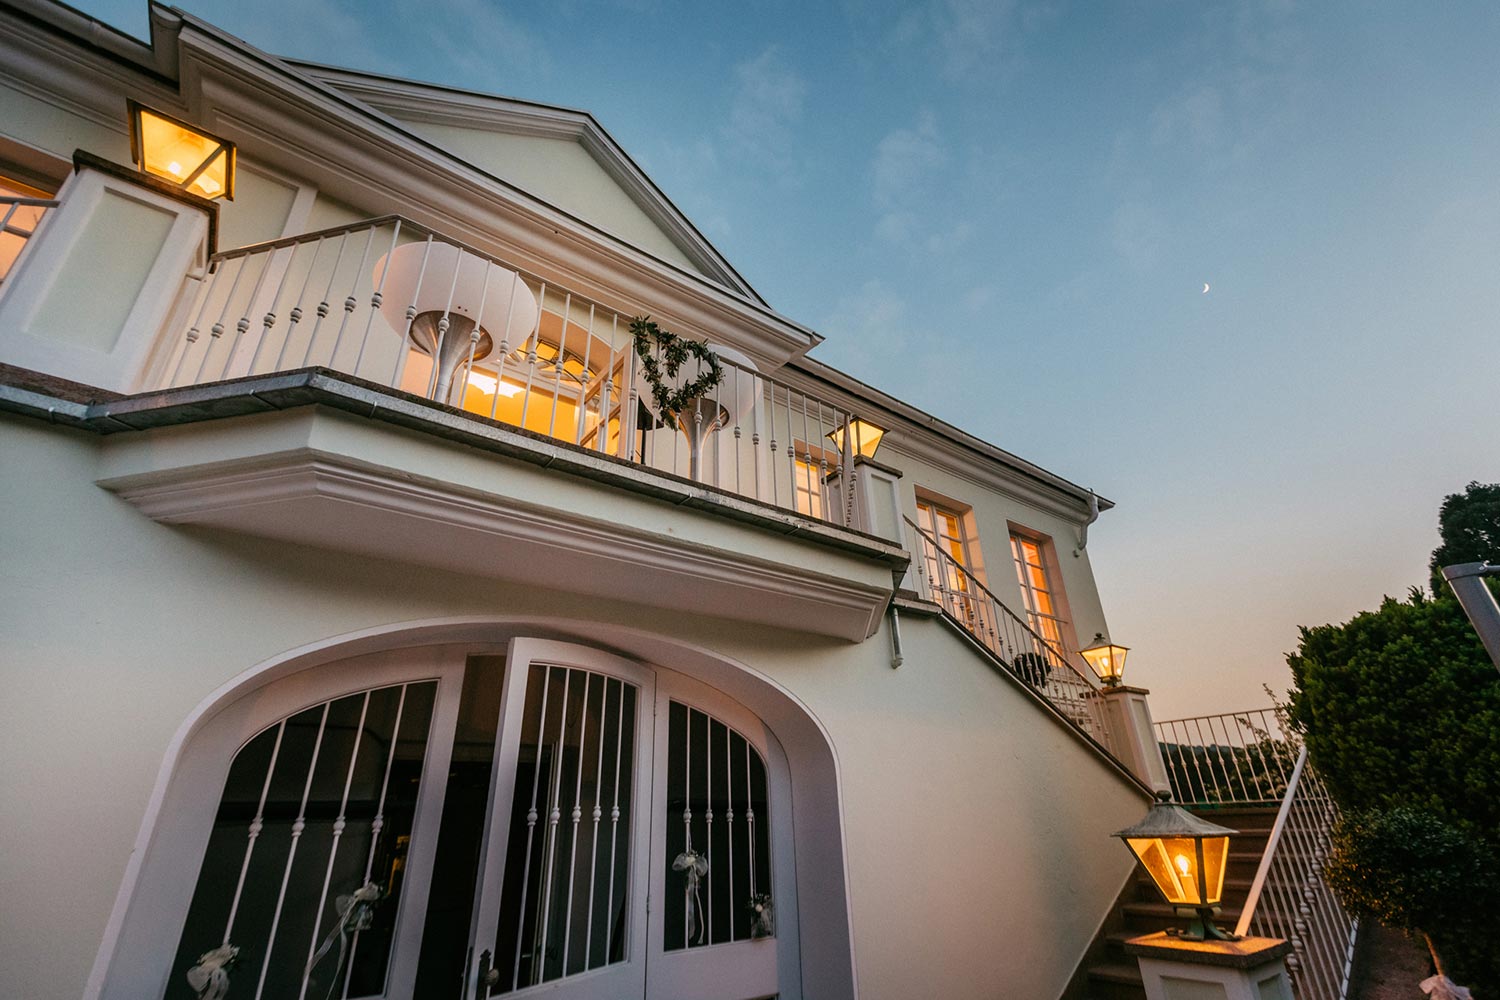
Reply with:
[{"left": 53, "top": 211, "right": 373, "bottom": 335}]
[
  {"left": 149, "top": 216, "right": 862, "bottom": 526},
  {"left": 0, "top": 196, "right": 56, "bottom": 284},
  {"left": 905, "top": 516, "right": 1112, "bottom": 749}
]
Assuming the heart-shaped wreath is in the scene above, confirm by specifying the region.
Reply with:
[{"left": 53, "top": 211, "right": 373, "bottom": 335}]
[{"left": 631, "top": 316, "right": 724, "bottom": 431}]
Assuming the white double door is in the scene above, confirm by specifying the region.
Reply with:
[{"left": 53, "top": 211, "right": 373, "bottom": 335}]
[{"left": 461, "top": 638, "right": 781, "bottom": 1000}]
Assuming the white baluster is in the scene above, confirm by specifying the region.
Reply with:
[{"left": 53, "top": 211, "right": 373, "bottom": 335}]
[
  {"left": 248, "top": 243, "right": 301, "bottom": 375},
  {"left": 353, "top": 221, "right": 403, "bottom": 376},
  {"left": 511, "top": 666, "right": 554, "bottom": 991},
  {"left": 303, "top": 232, "right": 353, "bottom": 367},
  {"left": 223, "top": 721, "right": 286, "bottom": 944},
  {"left": 560, "top": 672, "right": 592, "bottom": 975},
  {"left": 277, "top": 236, "right": 327, "bottom": 371},
  {"left": 343, "top": 684, "right": 409, "bottom": 999},
  {"left": 194, "top": 255, "right": 249, "bottom": 383},
  {"left": 327, "top": 227, "right": 375, "bottom": 370},
  {"left": 299, "top": 692, "right": 371, "bottom": 1000},
  {"left": 535, "top": 668, "right": 573, "bottom": 985},
  {"left": 253, "top": 701, "right": 331, "bottom": 1000},
  {"left": 389, "top": 235, "right": 435, "bottom": 388}
]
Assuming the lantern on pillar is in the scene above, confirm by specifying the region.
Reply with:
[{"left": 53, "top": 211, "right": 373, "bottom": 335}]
[
  {"left": 1113, "top": 792, "right": 1238, "bottom": 940},
  {"left": 1081, "top": 633, "right": 1129, "bottom": 687}
]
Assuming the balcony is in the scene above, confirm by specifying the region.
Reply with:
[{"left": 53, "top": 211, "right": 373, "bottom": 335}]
[{"left": 0, "top": 171, "right": 909, "bottom": 641}]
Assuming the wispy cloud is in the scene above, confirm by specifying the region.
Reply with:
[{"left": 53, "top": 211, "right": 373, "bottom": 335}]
[
  {"left": 723, "top": 46, "right": 807, "bottom": 178},
  {"left": 873, "top": 111, "right": 946, "bottom": 207}
]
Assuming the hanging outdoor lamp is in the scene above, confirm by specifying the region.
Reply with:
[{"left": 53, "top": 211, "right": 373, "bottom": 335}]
[
  {"left": 826, "top": 417, "right": 886, "bottom": 459},
  {"left": 1080, "top": 633, "right": 1129, "bottom": 687},
  {"left": 128, "top": 100, "right": 236, "bottom": 200},
  {"left": 1113, "top": 792, "right": 1238, "bottom": 941}
]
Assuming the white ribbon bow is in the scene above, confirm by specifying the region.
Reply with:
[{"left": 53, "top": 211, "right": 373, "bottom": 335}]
[
  {"left": 186, "top": 944, "right": 239, "bottom": 1000},
  {"left": 304, "top": 882, "right": 383, "bottom": 1000},
  {"left": 672, "top": 850, "right": 710, "bottom": 944},
  {"left": 1422, "top": 975, "right": 1473, "bottom": 1000},
  {"left": 748, "top": 893, "right": 775, "bottom": 939}
]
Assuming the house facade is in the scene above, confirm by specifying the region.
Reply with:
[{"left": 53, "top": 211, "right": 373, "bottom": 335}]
[{"left": 0, "top": 3, "right": 1171, "bottom": 998}]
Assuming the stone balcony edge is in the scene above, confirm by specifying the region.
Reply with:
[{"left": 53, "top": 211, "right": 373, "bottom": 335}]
[{"left": 0, "top": 364, "right": 911, "bottom": 574}]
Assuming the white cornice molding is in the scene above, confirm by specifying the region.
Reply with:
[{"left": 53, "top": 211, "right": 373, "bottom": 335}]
[
  {"left": 299, "top": 65, "right": 764, "bottom": 305},
  {"left": 102, "top": 449, "right": 892, "bottom": 641},
  {"left": 775, "top": 358, "right": 1109, "bottom": 523}
]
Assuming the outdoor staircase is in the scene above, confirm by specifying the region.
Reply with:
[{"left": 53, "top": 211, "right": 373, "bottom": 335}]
[{"left": 1081, "top": 805, "right": 1278, "bottom": 1000}]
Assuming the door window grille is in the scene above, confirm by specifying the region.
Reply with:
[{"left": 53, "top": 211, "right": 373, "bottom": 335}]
[
  {"left": 490, "top": 665, "right": 638, "bottom": 992},
  {"left": 167, "top": 681, "right": 438, "bottom": 1000},
  {"left": 663, "top": 701, "right": 772, "bottom": 951}
]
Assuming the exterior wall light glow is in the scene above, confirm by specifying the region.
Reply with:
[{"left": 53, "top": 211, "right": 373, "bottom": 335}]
[
  {"left": 1114, "top": 792, "right": 1238, "bottom": 941},
  {"left": 827, "top": 418, "right": 886, "bottom": 459},
  {"left": 128, "top": 101, "right": 236, "bottom": 200},
  {"left": 1081, "top": 633, "right": 1129, "bottom": 687}
]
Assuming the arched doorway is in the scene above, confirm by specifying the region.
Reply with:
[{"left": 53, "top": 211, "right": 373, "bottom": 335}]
[{"left": 115, "top": 634, "right": 805, "bottom": 1000}]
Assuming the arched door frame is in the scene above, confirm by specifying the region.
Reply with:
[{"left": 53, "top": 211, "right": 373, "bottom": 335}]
[{"left": 86, "top": 617, "right": 858, "bottom": 1000}]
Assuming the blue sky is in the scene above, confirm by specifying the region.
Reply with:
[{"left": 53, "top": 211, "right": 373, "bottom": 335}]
[{"left": 83, "top": 0, "right": 1500, "bottom": 717}]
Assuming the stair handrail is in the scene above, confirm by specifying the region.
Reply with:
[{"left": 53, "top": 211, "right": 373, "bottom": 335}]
[
  {"left": 1235, "top": 743, "right": 1307, "bottom": 936},
  {"left": 903, "top": 515, "right": 1114, "bottom": 750},
  {"left": 902, "top": 515, "right": 1091, "bottom": 676}
]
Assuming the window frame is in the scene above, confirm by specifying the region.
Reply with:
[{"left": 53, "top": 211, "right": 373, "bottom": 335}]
[{"left": 1007, "top": 526, "right": 1074, "bottom": 651}]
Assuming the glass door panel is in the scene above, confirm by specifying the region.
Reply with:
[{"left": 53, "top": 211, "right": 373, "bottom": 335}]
[{"left": 468, "top": 639, "right": 654, "bottom": 1000}]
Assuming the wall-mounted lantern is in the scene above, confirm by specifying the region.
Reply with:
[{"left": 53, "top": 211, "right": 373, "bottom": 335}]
[
  {"left": 1113, "top": 792, "right": 1238, "bottom": 940},
  {"left": 827, "top": 418, "right": 886, "bottom": 460},
  {"left": 1081, "top": 633, "right": 1129, "bottom": 687},
  {"left": 128, "top": 100, "right": 236, "bottom": 200}
]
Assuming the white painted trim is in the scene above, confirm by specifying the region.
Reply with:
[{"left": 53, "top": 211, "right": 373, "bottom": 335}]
[
  {"left": 90, "top": 644, "right": 471, "bottom": 1000},
  {"left": 0, "top": 164, "right": 210, "bottom": 392},
  {"left": 85, "top": 616, "right": 860, "bottom": 1000},
  {"left": 302, "top": 66, "right": 760, "bottom": 303},
  {"left": 101, "top": 450, "right": 893, "bottom": 641}
]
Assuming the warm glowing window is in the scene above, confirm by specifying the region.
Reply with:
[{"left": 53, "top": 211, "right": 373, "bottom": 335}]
[
  {"left": 1010, "top": 531, "right": 1067, "bottom": 647},
  {"left": 793, "top": 443, "right": 833, "bottom": 519},
  {"left": 916, "top": 499, "right": 970, "bottom": 568},
  {"left": 915, "top": 498, "right": 979, "bottom": 619},
  {"left": 0, "top": 173, "right": 54, "bottom": 283}
]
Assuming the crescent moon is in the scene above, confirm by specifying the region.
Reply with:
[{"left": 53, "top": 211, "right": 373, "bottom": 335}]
[{"left": 1202, "top": 282, "right": 1210, "bottom": 294}]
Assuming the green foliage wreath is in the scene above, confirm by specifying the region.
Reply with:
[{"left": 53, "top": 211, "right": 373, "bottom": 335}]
[{"left": 631, "top": 316, "right": 724, "bottom": 431}]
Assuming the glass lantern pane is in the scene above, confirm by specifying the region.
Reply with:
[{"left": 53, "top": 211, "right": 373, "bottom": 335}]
[{"left": 1202, "top": 835, "right": 1229, "bottom": 906}]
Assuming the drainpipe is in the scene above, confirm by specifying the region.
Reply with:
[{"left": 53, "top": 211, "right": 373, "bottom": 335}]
[
  {"left": 1443, "top": 562, "right": 1500, "bottom": 673},
  {"left": 888, "top": 605, "right": 904, "bottom": 669}
]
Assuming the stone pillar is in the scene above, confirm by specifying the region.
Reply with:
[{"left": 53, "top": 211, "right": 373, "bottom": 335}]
[
  {"left": 1126, "top": 933, "right": 1293, "bottom": 1000},
  {"left": 1099, "top": 685, "right": 1171, "bottom": 792}
]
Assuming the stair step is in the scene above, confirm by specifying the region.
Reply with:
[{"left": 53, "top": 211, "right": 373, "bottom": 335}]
[
  {"left": 1088, "top": 962, "right": 1142, "bottom": 985},
  {"left": 1087, "top": 961, "right": 1146, "bottom": 1000}
]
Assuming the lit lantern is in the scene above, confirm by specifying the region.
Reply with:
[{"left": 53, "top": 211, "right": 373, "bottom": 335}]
[
  {"left": 826, "top": 418, "right": 886, "bottom": 459},
  {"left": 128, "top": 101, "right": 236, "bottom": 200},
  {"left": 1113, "top": 793, "right": 1238, "bottom": 940},
  {"left": 1080, "top": 633, "right": 1129, "bottom": 687}
]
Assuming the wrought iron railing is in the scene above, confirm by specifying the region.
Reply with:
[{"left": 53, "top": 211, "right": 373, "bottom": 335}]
[
  {"left": 1236, "top": 745, "right": 1358, "bottom": 1000},
  {"left": 1156, "top": 711, "right": 1357, "bottom": 1000},
  {"left": 151, "top": 215, "right": 865, "bottom": 526},
  {"left": 0, "top": 196, "right": 57, "bottom": 284},
  {"left": 1155, "top": 708, "right": 1298, "bottom": 805},
  {"left": 905, "top": 516, "right": 1111, "bottom": 749}
]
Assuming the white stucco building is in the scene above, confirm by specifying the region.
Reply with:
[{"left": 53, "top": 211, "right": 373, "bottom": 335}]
[{"left": 0, "top": 3, "right": 1173, "bottom": 998}]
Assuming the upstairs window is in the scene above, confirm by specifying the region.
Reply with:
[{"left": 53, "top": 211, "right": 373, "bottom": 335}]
[
  {"left": 1009, "top": 530, "right": 1067, "bottom": 648},
  {"left": 0, "top": 173, "right": 55, "bottom": 284}
]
